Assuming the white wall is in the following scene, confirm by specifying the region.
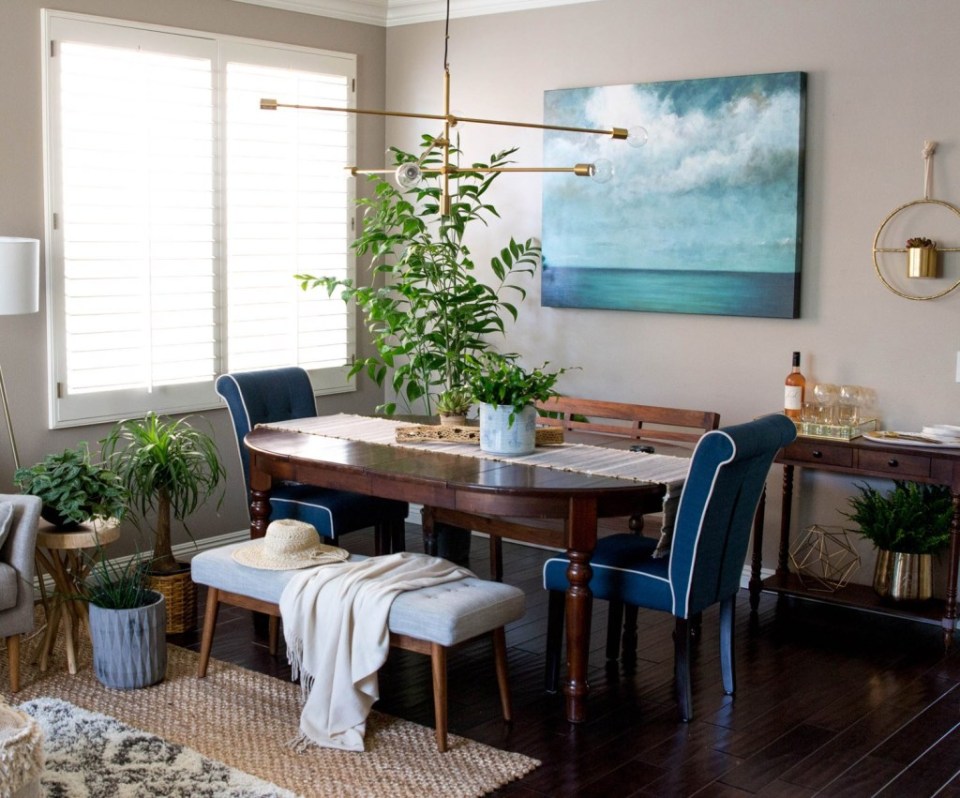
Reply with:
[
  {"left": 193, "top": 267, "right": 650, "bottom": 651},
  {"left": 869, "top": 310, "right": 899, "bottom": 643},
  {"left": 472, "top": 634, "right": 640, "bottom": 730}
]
[{"left": 384, "top": 0, "right": 960, "bottom": 585}]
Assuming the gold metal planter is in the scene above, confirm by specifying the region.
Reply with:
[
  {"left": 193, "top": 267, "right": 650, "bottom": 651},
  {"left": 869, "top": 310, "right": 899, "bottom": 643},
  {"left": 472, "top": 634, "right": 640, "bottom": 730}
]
[
  {"left": 873, "top": 550, "right": 932, "bottom": 601},
  {"left": 907, "top": 246, "right": 938, "bottom": 278}
]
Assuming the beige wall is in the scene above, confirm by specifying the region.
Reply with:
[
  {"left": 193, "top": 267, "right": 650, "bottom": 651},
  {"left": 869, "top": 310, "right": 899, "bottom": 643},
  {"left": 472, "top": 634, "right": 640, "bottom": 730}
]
[
  {"left": 0, "top": 0, "right": 387, "bottom": 551},
  {"left": 384, "top": 0, "right": 960, "bottom": 586}
]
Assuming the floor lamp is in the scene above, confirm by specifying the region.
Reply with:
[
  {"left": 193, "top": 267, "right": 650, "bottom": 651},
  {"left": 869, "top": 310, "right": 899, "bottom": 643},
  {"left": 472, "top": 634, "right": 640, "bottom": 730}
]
[{"left": 0, "top": 237, "right": 40, "bottom": 472}]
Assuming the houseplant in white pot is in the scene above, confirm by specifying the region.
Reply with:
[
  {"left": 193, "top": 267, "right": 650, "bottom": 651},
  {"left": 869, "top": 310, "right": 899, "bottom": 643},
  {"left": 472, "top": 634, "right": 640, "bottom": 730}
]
[
  {"left": 100, "top": 412, "right": 226, "bottom": 632},
  {"left": 844, "top": 480, "right": 952, "bottom": 601},
  {"left": 467, "top": 353, "right": 568, "bottom": 456}
]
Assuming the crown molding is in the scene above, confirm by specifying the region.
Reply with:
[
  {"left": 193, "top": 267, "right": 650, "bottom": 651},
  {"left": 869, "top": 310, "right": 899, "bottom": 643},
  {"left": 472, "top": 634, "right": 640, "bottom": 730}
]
[{"left": 231, "top": 0, "right": 602, "bottom": 27}]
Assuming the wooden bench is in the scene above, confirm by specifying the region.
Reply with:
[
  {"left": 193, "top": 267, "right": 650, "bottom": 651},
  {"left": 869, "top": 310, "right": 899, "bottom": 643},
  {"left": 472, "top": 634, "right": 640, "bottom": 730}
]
[
  {"left": 423, "top": 397, "right": 720, "bottom": 580},
  {"left": 191, "top": 545, "right": 525, "bottom": 752}
]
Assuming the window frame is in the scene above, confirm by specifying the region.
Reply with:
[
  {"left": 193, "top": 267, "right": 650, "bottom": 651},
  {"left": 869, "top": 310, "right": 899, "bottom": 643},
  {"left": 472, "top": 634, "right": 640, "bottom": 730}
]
[{"left": 41, "top": 10, "right": 358, "bottom": 429}]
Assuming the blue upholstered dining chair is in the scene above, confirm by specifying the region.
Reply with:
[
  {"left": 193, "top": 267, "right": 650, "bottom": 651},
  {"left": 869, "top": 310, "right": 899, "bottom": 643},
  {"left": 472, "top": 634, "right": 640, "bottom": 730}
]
[
  {"left": 215, "top": 367, "right": 409, "bottom": 554},
  {"left": 543, "top": 413, "right": 797, "bottom": 722}
]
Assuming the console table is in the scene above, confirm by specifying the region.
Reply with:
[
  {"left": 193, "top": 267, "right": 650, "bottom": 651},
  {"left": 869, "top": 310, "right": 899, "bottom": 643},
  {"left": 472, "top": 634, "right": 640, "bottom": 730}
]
[{"left": 748, "top": 434, "right": 960, "bottom": 647}]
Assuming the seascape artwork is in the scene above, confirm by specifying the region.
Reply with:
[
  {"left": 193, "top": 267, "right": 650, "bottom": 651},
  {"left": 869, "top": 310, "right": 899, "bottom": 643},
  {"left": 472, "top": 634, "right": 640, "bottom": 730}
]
[{"left": 541, "top": 72, "right": 806, "bottom": 318}]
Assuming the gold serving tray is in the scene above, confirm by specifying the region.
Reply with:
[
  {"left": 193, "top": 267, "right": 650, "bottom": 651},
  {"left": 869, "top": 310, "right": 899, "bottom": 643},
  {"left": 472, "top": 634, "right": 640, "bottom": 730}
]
[{"left": 793, "top": 417, "right": 879, "bottom": 441}]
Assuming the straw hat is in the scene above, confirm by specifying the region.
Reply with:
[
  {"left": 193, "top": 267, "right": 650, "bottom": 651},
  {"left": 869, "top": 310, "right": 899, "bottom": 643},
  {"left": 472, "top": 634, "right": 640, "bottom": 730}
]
[{"left": 232, "top": 519, "right": 349, "bottom": 570}]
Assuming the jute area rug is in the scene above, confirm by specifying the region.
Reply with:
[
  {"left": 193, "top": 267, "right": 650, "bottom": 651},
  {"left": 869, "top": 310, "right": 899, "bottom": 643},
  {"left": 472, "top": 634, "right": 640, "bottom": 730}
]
[{"left": 2, "top": 625, "right": 539, "bottom": 798}]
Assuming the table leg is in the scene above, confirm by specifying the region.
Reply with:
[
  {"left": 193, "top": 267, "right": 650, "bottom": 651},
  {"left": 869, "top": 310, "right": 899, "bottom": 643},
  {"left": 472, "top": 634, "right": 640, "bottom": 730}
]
[
  {"left": 943, "top": 491, "right": 960, "bottom": 649},
  {"left": 563, "top": 497, "right": 597, "bottom": 724},
  {"left": 778, "top": 464, "right": 795, "bottom": 576},
  {"left": 38, "top": 598, "right": 62, "bottom": 672},
  {"left": 249, "top": 486, "right": 271, "bottom": 539}
]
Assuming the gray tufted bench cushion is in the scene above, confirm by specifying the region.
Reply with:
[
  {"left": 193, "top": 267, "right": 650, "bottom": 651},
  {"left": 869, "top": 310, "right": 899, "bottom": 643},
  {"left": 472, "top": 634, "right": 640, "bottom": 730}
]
[{"left": 191, "top": 543, "right": 525, "bottom": 751}]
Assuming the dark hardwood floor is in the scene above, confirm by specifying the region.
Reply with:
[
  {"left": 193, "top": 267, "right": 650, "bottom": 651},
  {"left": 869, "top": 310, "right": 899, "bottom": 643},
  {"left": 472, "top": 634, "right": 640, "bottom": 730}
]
[{"left": 172, "top": 525, "right": 960, "bottom": 797}]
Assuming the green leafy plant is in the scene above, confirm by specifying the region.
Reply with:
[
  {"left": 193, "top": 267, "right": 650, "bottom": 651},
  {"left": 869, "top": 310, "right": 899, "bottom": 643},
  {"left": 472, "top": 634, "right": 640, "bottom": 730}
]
[
  {"left": 81, "top": 550, "right": 155, "bottom": 610},
  {"left": 436, "top": 386, "right": 473, "bottom": 417},
  {"left": 14, "top": 442, "right": 128, "bottom": 528},
  {"left": 297, "top": 136, "right": 541, "bottom": 415},
  {"left": 844, "top": 480, "right": 953, "bottom": 554},
  {"left": 906, "top": 237, "right": 935, "bottom": 248},
  {"left": 467, "top": 352, "right": 570, "bottom": 424},
  {"left": 100, "top": 413, "right": 226, "bottom": 575}
]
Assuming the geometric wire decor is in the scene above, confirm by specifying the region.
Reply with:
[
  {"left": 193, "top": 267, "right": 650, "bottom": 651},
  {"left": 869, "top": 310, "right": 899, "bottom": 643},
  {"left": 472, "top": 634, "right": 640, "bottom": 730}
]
[{"left": 789, "top": 524, "right": 861, "bottom": 592}]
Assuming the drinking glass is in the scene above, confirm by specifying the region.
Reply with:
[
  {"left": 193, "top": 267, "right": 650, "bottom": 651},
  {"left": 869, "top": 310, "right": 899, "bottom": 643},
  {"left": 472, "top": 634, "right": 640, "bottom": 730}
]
[
  {"left": 837, "top": 385, "right": 861, "bottom": 425},
  {"left": 812, "top": 383, "right": 839, "bottom": 423}
]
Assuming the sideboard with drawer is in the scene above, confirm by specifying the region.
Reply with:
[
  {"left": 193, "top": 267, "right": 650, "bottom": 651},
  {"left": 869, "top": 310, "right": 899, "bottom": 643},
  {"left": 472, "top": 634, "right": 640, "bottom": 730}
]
[{"left": 748, "top": 435, "right": 960, "bottom": 647}]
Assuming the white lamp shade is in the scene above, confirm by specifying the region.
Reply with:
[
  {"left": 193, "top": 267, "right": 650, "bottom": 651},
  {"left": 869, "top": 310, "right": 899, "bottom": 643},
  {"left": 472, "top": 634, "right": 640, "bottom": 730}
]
[{"left": 0, "top": 237, "right": 40, "bottom": 316}]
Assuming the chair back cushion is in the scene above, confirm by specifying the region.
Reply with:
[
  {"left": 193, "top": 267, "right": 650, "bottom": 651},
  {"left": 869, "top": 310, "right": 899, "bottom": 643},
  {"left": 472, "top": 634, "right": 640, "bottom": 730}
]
[
  {"left": 215, "top": 367, "right": 317, "bottom": 490},
  {"left": 669, "top": 414, "right": 797, "bottom": 617}
]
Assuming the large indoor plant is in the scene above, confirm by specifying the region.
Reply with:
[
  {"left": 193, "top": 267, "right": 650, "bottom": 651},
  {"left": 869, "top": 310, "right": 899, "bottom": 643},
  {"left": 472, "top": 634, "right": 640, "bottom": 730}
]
[
  {"left": 844, "top": 480, "right": 952, "bottom": 601},
  {"left": 297, "top": 137, "right": 541, "bottom": 417},
  {"left": 100, "top": 412, "right": 226, "bottom": 632},
  {"left": 14, "top": 442, "right": 128, "bottom": 530},
  {"left": 467, "top": 353, "right": 568, "bottom": 456}
]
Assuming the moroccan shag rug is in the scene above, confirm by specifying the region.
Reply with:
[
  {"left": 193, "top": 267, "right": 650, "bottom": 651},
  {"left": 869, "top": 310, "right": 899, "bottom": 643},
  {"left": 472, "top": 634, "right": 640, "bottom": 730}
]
[
  {"left": 19, "top": 697, "right": 296, "bottom": 797},
  {"left": 2, "top": 622, "right": 539, "bottom": 798}
]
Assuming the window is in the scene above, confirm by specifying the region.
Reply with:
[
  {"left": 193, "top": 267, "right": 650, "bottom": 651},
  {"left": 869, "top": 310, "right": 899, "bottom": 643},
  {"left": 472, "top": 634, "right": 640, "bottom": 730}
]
[{"left": 43, "top": 12, "right": 357, "bottom": 427}]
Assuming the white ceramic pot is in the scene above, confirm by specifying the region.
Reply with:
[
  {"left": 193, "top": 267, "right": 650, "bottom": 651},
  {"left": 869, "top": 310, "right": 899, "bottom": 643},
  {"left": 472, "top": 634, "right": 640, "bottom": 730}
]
[{"left": 479, "top": 403, "right": 536, "bottom": 456}]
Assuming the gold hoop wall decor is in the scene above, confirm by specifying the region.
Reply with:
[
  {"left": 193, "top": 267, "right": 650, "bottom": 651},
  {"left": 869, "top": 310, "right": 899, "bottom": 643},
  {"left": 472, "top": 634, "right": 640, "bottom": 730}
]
[
  {"left": 873, "top": 198, "right": 960, "bottom": 300},
  {"left": 872, "top": 141, "right": 960, "bottom": 300}
]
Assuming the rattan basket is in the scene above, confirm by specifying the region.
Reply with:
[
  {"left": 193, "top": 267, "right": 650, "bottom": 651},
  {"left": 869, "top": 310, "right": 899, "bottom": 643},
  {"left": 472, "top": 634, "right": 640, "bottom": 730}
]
[{"left": 146, "top": 564, "right": 197, "bottom": 634}]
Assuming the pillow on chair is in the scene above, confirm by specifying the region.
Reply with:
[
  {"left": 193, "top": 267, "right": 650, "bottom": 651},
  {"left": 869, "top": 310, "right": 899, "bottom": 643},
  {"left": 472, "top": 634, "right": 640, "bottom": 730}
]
[{"left": 0, "top": 503, "right": 13, "bottom": 550}]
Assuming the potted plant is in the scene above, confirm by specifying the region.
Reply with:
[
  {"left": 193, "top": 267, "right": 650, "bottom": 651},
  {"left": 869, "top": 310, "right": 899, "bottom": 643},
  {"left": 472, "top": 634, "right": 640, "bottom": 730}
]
[
  {"left": 906, "top": 236, "right": 938, "bottom": 278},
  {"left": 844, "top": 480, "right": 952, "bottom": 601},
  {"left": 436, "top": 386, "right": 473, "bottom": 426},
  {"left": 467, "top": 353, "right": 569, "bottom": 456},
  {"left": 297, "top": 137, "right": 541, "bottom": 417},
  {"left": 100, "top": 412, "right": 226, "bottom": 632},
  {"left": 14, "top": 442, "right": 128, "bottom": 530},
  {"left": 83, "top": 552, "right": 167, "bottom": 689}
]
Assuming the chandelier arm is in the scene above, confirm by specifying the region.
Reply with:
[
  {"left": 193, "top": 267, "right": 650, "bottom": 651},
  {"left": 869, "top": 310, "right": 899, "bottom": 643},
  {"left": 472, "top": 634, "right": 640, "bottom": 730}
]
[
  {"left": 455, "top": 115, "right": 627, "bottom": 139},
  {"left": 261, "top": 99, "right": 448, "bottom": 123},
  {"left": 350, "top": 165, "right": 591, "bottom": 176}
]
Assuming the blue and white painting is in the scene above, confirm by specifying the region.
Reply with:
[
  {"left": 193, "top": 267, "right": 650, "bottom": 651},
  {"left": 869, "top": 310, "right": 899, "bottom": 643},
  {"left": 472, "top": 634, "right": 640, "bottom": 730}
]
[{"left": 541, "top": 72, "right": 806, "bottom": 318}]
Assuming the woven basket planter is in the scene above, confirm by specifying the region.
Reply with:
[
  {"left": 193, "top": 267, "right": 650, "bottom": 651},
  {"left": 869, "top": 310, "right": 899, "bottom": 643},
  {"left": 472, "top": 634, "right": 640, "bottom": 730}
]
[{"left": 146, "top": 563, "right": 197, "bottom": 634}]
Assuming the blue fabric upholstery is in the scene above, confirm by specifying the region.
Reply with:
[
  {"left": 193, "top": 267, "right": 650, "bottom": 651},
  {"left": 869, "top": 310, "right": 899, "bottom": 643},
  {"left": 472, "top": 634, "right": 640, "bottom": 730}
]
[
  {"left": 215, "top": 368, "right": 408, "bottom": 549},
  {"left": 543, "top": 413, "right": 797, "bottom": 720}
]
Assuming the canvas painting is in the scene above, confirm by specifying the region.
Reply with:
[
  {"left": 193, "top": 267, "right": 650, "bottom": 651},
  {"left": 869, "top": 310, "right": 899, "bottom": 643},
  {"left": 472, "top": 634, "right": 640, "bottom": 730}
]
[{"left": 541, "top": 71, "right": 806, "bottom": 318}]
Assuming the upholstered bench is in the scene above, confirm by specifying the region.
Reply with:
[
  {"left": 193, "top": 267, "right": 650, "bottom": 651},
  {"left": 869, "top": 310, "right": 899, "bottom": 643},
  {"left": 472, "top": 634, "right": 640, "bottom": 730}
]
[{"left": 191, "top": 543, "right": 525, "bottom": 751}]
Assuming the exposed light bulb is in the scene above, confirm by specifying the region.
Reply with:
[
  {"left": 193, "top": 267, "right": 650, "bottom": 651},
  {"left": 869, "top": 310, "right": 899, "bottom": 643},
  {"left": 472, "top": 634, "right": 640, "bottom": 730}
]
[
  {"left": 627, "top": 126, "right": 649, "bottom": 148},
  {"left": 589, "top": 159, "right": 614, "bottom": 184},
  {"left": 395, "top": 163, "right": 423, "bottom": 188}
]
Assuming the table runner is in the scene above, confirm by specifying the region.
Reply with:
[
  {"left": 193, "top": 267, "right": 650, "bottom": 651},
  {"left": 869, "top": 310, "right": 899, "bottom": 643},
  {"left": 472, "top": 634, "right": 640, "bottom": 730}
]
[{"left": 259, "top": 414, "right": 692, "bottom": 555}]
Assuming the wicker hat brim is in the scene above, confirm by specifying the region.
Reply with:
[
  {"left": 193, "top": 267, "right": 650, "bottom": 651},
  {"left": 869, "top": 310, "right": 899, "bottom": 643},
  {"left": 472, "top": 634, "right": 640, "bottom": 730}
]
[{"left": 231, "top": 541, "right": 350, "bottom": 571}]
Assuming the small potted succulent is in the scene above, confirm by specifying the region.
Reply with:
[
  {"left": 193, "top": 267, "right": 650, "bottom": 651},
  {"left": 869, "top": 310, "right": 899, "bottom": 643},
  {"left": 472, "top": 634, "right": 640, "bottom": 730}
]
[
  {"left": 14, "top": 442, "right": 128, "bottom": 530},
  {"left": 906, "top": 236, "right": 938, "bottom": 278},
  {"left": 436, "top": 386, "right": 473, "bottom": 426},
  {"left": 467, "top": 353, "right": 569, "bottom": 455}
]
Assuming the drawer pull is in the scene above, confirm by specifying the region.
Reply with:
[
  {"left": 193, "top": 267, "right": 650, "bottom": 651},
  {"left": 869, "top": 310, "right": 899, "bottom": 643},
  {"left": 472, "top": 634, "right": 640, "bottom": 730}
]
[
  {"left": 888, "top": 458, "right": 899, "bottom": 467},
  {"left": 812, "top": 450, "right": 823, "bottom": 459}
]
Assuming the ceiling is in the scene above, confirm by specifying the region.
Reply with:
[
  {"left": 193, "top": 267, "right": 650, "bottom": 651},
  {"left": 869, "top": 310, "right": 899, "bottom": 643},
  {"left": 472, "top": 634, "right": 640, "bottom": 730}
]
[{"left": 232, "top": 0, "right": 603, "bottom": 27}]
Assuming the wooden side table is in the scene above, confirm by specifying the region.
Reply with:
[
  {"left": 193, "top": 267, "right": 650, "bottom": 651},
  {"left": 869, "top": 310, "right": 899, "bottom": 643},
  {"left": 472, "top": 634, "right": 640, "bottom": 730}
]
[{"left": 34, "top": 521, "right": 121, "bottom": 674}]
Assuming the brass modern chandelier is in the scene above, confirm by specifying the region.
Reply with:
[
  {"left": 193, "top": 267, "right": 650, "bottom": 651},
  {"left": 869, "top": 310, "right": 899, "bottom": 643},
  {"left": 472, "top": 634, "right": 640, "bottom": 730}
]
[{"left": 260, "top": 0, "right": 646, "bottom": 214}]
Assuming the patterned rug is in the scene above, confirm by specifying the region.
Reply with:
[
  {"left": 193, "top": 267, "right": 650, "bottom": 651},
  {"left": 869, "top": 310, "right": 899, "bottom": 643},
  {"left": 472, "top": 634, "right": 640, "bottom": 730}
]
[
  {"left": 19, "top": 697, "right": 296, "bottom": 797},
  {"left": 3, "top": 622, "right": 539, "bottom": 797}
]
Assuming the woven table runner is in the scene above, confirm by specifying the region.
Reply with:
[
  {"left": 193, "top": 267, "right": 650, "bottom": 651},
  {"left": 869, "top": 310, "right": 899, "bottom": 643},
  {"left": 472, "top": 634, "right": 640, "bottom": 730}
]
[{"left": 259, "top": 413, "right": 690, "bottom": 490}]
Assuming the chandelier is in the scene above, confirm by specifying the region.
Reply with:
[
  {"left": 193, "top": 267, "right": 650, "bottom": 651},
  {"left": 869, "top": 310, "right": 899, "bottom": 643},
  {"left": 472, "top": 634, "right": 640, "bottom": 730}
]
[{"left": 261, "top": 0, "right": 647, "bottom": 214}]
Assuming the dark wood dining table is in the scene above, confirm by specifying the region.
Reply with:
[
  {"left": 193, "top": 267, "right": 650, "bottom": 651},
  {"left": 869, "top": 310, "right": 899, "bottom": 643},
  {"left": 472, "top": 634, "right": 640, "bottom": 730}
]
[{"left": 244, "top": 420, "right": 675, "bottom": 723}]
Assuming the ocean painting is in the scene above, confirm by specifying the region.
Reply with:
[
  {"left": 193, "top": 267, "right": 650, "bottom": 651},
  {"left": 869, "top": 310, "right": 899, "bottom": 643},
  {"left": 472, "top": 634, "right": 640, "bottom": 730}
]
[{"left": 541, "top": 72, "right": 806, "bottom": 318}]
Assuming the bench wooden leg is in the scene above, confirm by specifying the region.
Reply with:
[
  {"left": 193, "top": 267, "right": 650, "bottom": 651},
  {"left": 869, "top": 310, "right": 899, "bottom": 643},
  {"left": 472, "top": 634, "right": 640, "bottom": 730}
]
[
  {"left": 492, "top": 627, "right": 512, "bottom": 722},
  {"left": 268, "top": 615, "right": 280, "bottom": 656},
  {"left": 430, "top": 642, "right": 448, "bottom": 752},
  {"left": 489, "top": 535, "right": 503, "bottom": 581},
  {"left": 198, "top": 587, "right": 220, "bottom": 678}
]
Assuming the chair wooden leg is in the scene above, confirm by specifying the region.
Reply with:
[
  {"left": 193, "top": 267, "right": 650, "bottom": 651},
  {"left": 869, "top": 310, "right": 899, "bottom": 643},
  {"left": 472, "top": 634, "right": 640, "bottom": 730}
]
[
  {"left": 492, "top": 627, "right": 512, "bottom": 722},
  {"left": 374, "top": 523, "right": 389, "bottom": 555},
  {"left": 545, "top": 590, "right": 565, "bottom": 693},
  {"left": 268, "top": 615, "right": 280, "bottom": 656},
  {"left": 490, "top": 535, "right": 503, "bottom": 581},
  {"left": 605, "top": 599, "right": 624, "bottom": 660},
  {"left": 622, "top": 605, "right": 639, "bottom": 662},
  {"left": 421, "top": 506, "right": 438, "bottom": 556},
  {"left": 391, "top": 518, "right": 406, "bottom": 554},
  {"left": 197, "top": 588, "right": 221, "bottom": 678},
  {"left": 430, "top": 642, "right": 449, "bottom": 752},
  {"left": 691, "top": 610, "right": 703, "bottom": 641},
  {"left": 6, "top": 634, "right": 20, "bottom": 693},
  {"left": 674, "top": 617, "right": 693, "bottom": 722},
  {"left": 719, "top": 596, "right": 736, "bottom": 695}
]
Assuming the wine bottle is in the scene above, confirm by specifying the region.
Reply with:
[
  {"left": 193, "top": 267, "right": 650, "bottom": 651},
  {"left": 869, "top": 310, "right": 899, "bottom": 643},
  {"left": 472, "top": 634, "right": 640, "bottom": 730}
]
[{"left": 784, "top": 351, "right": 805, "bottom": 420}]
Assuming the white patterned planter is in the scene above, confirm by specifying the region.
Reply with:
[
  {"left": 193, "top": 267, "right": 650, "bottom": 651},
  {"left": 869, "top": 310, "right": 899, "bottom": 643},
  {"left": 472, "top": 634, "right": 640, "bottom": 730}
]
[
  {"left": 89, "top": 591, "right": 167, "bottom": 689},
  {"left": 479, "top": 403, "right": 536, "bottom": 456}
]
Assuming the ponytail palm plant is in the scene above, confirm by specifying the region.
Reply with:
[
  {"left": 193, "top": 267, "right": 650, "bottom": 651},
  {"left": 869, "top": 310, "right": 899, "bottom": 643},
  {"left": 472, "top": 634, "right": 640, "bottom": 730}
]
[
  {"left": 298, "top": 136, "right": 541, "bottom": 415},
  {"left": 100, "top": 412, "right": 226, "bottom": 574}
]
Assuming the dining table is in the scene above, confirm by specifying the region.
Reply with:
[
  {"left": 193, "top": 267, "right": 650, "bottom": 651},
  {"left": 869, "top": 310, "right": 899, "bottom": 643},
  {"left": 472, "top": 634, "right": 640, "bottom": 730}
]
[{"left": 243, "top": 414, "right": 691, "bottom": 723}]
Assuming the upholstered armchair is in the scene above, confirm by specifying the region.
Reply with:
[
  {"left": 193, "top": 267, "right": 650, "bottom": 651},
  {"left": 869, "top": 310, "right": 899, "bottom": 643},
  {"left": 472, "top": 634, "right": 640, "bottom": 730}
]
[{"left": 0, "top": 494, "right": 41, "bottom": 692}]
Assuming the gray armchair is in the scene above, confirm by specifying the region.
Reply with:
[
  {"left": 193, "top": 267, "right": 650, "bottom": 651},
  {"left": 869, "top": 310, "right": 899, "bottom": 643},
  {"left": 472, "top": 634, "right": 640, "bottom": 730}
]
[{"left": 0, "top": 494, "right": 40, "bottom": 692}]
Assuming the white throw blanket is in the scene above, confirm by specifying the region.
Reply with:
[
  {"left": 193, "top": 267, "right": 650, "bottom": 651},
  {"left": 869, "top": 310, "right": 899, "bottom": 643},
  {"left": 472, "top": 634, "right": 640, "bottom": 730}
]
[{"left": 280, "top": 552, "right": 472, "bottom": 752}]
